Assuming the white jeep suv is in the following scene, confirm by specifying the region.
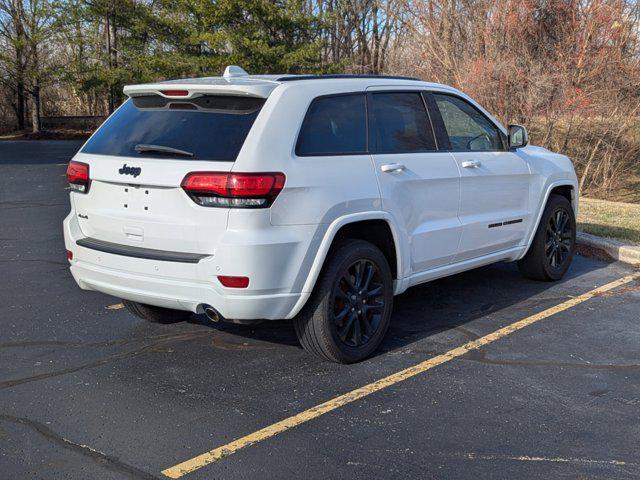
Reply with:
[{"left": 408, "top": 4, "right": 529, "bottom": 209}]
[{"left": 63, "top": 67, "right": 578, "bottom": 363}]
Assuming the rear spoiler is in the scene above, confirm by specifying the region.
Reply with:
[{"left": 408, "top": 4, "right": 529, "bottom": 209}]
[{"left": 123, "top": 81, "right": 277, "bottom": 99}]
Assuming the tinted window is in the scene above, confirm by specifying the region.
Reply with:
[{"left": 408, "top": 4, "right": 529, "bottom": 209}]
[
  {"left": 82, "top": 95, "right": 264, "bottom": 161},
  {"left": 370, "top": 93, "right": 436, "bottom": 153},
  {"left": 296, "top": 94, "right": 367, "bottom": 156},
  {"left": 433, "top": 94, "right": 503, "bottom": 151}
]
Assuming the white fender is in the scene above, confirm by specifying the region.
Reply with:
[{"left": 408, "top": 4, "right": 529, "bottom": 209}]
[{"left": 285, "top": 211, "right": 404, "bottom": 319}]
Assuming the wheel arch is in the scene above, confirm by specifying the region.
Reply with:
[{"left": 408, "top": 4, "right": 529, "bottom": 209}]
[
  {"left": 519, "top": 180, "right": 577, "bottom": 260},
  {"left": 285, "top": 212, "right": 404, "bottom": 319}
]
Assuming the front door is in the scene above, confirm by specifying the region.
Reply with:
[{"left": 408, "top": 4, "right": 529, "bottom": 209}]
[{"left": 427, "top": 92, "right": 531, "bottom": 262}]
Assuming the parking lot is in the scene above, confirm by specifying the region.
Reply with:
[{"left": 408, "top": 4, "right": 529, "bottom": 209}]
[{"left": 1, "top": 140, "right": 640, "bottom": 479}]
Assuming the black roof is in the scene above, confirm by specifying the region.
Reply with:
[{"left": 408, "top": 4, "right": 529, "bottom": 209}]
[{"left": 277, "top": 74, "right": 420, "bottom": 82}]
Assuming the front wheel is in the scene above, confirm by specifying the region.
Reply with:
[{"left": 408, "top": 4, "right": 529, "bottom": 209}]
[
  {"left": 518, "top": 194, "right": 576, "bottom": 281},
  {"left": 294, "top": 239, "right": 394, "bottom": 363}
]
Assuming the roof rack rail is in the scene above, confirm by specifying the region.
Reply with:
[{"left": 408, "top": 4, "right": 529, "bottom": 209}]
[{"left": 277, "top": 74, "right": 420, "bottom": 82}]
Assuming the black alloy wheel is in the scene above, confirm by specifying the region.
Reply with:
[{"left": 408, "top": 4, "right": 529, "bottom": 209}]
[
  {"left": 545, "top": 207, "right": 573, "bottom": 269},
  {"left": 518, "top": 194, "right": 576, "bottom": 281},
  {"left": 332, "top": 259, "right": 386, "bottom": 347},
  {"left": 293, "top": 239, "right": 394, "bottom": 363}
]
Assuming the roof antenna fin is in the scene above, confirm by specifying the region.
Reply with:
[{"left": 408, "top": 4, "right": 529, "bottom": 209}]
[{"left": 223, "top": 65, "right": 249, "bottom": 78}]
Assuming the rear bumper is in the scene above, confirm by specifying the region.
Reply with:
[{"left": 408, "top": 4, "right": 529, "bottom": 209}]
[
  {"left": 69, "top": 260, "right": 301, "bottom": 319},
  {"left": 63, "top": 211, "right": 322, "bottom": 320}
]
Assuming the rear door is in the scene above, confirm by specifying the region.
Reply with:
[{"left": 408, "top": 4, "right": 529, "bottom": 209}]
[
  {"left": 71, "top": 94, "right": 265, "bottom": 254},
  {"left": 426, "top": 92, "right": 531, "bottom": 262},
  {"left": 368, "top": 90, "right": 461, "bottom": 274}
]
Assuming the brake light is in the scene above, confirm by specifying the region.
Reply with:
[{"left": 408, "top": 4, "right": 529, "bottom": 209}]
[
  {"left": 181, "top": 172, "right": 285, "bottom": 208},
  {"left": 66, "top": 161, "right": 90, "bottom": 193},
  {"left": 217, "top": 275, "right": 250, "bottom": 288},
  {"left": 160, "top": 90, "right": 189, "bottom": 96}
]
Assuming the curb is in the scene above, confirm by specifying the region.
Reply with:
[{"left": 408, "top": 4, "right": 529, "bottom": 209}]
[{"left": 577, "top": 232, "right": 640, "bottom": 266}]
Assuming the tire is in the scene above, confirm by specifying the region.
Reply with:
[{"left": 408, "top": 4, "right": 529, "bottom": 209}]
[
  {"left": 293, "top": 239, "right": 394, "bottom": 363},
  {"left": 122, "top": 300, "right": 192, "bottom": 324},
  {"left": 518, "top": 194, "right": 576, "bottom": 281}
]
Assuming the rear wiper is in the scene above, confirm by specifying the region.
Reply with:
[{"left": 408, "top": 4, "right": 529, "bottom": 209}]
[{"left": 134, "top": 144, "right": 194, "bottom": 157}]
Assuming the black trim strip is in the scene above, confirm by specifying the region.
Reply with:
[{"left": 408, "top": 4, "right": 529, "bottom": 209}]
[
  {"left": 503, "top": 218, "right": 524, "bottom": 226},
  {"left": 76, "top": 237, "right": 209, "bottom": 264},
  {"left": 488, "top": 219, "right": 523, "bottom": 229}
]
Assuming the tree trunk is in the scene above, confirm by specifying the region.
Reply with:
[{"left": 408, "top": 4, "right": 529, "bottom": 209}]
[
  {"left": 30, "top": 84, "right": 41, "bottom": 133},
  {"left": 14, "top": 0, "right": 26, "bottom": 130},
  {"left": 372, "top": 3, "right": 379, "bottom": 74},
  {"left": 106, "top": 12, "right": 115, "bottom": 113}
]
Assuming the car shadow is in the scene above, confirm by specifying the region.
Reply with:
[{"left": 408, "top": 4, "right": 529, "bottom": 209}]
[{"left": 186, "top": 255, "right": 612, "bottom": 358}]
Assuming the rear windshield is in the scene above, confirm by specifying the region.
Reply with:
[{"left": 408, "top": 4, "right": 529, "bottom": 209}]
[{"left": 82, "top": 95, "right": 265, "bottom": 161}]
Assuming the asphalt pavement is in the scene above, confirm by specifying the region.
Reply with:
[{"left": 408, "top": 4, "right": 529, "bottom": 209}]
[{"left": 1, "top": 140, "right": 639, "bottom": 480}]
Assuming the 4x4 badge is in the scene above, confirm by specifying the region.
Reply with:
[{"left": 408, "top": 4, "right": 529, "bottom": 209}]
[{"left": 119, "top": 164, "right": 142, "bottom": 178}]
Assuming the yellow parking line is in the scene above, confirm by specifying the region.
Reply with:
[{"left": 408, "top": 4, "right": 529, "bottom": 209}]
[{"left": 161, "top": 272, "right": 640, "bottom": 479}]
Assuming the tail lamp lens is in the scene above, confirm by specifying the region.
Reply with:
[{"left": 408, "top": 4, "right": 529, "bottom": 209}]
[
  {"left": 217, "top": 275, "right": 249, "bottom": 288},
  {"left": 66, "top": 250, "right": 73, "bottom": 261},
  {"left": 181, "top": 172, "right": 285, "bottom": 208},
  {"left": 66, "top": 161, "right": 90, "bottom": 193}
]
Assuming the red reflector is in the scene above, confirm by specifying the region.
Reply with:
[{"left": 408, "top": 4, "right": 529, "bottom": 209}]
[
  {"left": 160, "top": 90, "right": 189, "bottom": 96},
  {"left": 217, "top": 276, "right": 249, "bottom": 288},
  {"left": 66, "top": 250, "right": 73, "bottom": 260},
  {"left": 66, "top": 161, "right": 89, "bottom": 183}
]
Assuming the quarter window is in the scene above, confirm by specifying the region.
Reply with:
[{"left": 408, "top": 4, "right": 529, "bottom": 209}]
[
  {"left": 296, "top": 94, "right": 367, "bottom": 156},
  {"left": 433, "top": 94, "right": 503, "bottom": 151},
  {"left": 370, "top": 92, "right": 437, "bottom": 154}
]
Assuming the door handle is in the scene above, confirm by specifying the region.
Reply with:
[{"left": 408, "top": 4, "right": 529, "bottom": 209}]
[
  {"left": 461, "top": 160, "right": 481, "bottom": 168},
  {"left": 381, "top": 163, "right": 406, "bottom": 173}
]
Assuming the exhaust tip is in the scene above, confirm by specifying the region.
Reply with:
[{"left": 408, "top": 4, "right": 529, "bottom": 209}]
[{"left": 203, "top": 306, "right": 221, "bottom": 322}]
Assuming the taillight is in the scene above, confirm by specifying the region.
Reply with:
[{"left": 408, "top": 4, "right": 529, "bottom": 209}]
[
  {"left": 66, "top": 161, "right": 90, "bottom": 193},
  {"left": 66, "top": 250, "right": 73, "bottom": 261},
  {"left": 217, "top": 275, "right": 249, "bottom": 288},
  {"left": 181, "top": 172, "right": 285, "bottom": 208}
]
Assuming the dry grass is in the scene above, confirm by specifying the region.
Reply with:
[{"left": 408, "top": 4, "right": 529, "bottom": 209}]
[
  {"left": 612, "top": 171, "right": 640, "bottom": 204},
  {"left": 578, "top": 197, "right": 640, "bottom": 245}
]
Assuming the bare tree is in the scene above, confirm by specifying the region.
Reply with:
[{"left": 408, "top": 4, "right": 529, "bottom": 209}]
[
  {"left": 390, "top": 0, "right": 640, "bottom": 197},
  {"left": 0, "top": 0, "right": 27, "bottom": 129},
  {"left": 0, "top": 0, "right": 57, "bottom": 132}
]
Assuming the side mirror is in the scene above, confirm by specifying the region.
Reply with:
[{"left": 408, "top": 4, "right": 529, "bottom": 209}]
[{"left": 508, "top": 124, "right": 528, "bottom": 149}]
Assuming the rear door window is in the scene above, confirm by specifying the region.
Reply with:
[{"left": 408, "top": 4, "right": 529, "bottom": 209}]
[
  {"left": 82, "top": 95, "right": 265, "bottom": 161},
  {"left": 369, "top": 92, "right": 437, "bottom": 153},
  {"left": 296, "top": 94, "right": 367, "bottom": 156}
]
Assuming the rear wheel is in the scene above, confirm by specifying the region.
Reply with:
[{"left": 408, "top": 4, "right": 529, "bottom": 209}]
[
  {"left": 518, "top": 194, "right": 576, "bottom": 281},
  {"left": 294, "top": 239, "right": 394, "bottom": 363},
  {"left": 122, "top": 300, "right": 192, "bottom": 324}
]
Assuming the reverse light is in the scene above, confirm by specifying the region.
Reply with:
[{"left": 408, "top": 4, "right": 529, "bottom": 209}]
[
  {"left": 181, "top": 172, "right": 285, "bottom": 208},
  {"left": 217, "top": 275, "right": 249, "bottom": 288},
  {"left": 66, "top": 161, "right": 90, "bottom": 193}
]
